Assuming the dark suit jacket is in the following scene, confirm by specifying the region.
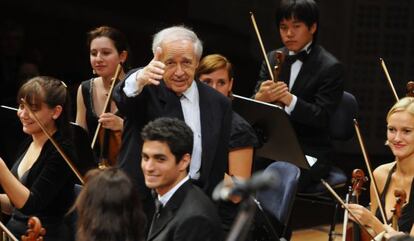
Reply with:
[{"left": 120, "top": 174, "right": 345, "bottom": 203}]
[
  {"left": 254, "top": 45, "right": 344, "bottom": 179},
  {"left": 147, "top": 180, "right": 224, "bottom": 241},
  {"left": 113, "top": 69, "right": 232, "bottom": 210}
]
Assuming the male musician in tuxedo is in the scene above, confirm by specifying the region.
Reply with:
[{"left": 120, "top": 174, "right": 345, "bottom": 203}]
[
  {"left": 253, "top": 0, "right": 344, "bottom": 191},
  {"left": 113, "top": 26, "right": 232, "bottom": 220},
  {"left": 141, "top": 117, "right": 224, "bottom": 241}
]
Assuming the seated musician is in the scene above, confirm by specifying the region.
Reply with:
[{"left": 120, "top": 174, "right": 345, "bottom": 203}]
[
  {"left": 196, "top": 53, "right": 259, "bottom": 234},
  {"left": 252, "top": 0, "right": 344, "bottom": 191},
  {"left": 0, "top": 76, "right": 76, "bottom": 241},
  {"left": 347, "top": 97, "right": 414, "bottom": 237}
]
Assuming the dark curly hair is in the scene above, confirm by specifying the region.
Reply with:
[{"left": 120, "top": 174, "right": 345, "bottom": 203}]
[{"left": 141, "top": 117, "right": 193, "bottom": 163}]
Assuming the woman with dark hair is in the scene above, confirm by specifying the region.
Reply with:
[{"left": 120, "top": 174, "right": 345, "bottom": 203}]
[
  {"left": 76, "top": 25, "right": 129, "bottom": 167},
  {"left": 0, "top": 76, "right": 76, "bottom": 241},
  {"left": 74, "top": 167, "right": 146, "bottom": 241}
]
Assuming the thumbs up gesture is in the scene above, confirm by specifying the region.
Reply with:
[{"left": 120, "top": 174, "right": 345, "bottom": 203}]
[{"left": 136, "top": 47, "right": 165, "bottom": 86}]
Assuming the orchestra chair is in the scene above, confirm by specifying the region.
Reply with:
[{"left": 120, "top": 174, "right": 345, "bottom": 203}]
[
  {"left": 296, "top": 91, "right": 358, "bottom": 241},
  {"left": 254, "top": 161, "right": 301, "bottom": 240}
]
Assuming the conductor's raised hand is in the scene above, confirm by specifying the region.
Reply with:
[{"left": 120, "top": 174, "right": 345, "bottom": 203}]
[{"left": 136, "top": 47, "right": 165, "bottom": 86}]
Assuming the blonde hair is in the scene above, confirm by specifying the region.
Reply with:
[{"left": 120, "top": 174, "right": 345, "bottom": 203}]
[
  {"left": 195, "top": 54, "right": 233, "bottom": 80},
  {"left": 387, "top": 97, "right": 414, "bottom": 121}
]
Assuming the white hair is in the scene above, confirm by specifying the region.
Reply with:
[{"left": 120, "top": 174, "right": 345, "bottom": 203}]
[{"left": 152, "top": 26, "right": 203, "bottom": 61}]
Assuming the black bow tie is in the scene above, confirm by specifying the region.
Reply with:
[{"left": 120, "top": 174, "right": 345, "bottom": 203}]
[{"left": 285, "top": 50, "right": 308, "bottom": 64}]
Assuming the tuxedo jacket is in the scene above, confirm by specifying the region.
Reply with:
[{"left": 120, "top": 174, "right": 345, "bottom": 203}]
[
  {"left": 113, "top": 70, "right": 232, "bottom": 201},
  {"left": 147, "top": 180, "right": 224, "bottom": 241},
  {"left": 254, "top": 44, "right": 344, "bottom": 169}
]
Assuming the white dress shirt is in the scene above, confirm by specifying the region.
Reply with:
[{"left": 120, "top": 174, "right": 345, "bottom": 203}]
[
  {"left": 122, "top": 71, "right": 203, "bottom": 178},
  {"left": 284, "top": 41, "right": 313, "bottom": 115},
  {"left": 158, "top": 175, "right": 190, "bottom": 206}
]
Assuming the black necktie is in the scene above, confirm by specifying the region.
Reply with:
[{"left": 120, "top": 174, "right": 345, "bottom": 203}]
[
  {"left": 149, "top": 197, "right": 163, "bottom": 236},
  {"left": 278, "top": 50, "right": 308, "bottom": 86},
  {"left": 154, "top": 198, "right": 163, "bottom": 219}
]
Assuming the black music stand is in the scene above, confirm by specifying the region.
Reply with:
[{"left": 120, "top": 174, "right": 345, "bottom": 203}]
[{"left": 232, "top": 94, "right": 310, "bottom": 170}]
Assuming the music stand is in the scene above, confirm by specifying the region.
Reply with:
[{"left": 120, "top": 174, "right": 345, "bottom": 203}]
[{"left": 232, "top": 94, "right": 310, "bottom": 170}]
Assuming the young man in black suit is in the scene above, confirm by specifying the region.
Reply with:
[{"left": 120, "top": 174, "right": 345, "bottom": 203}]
[
  {"left": 113, "top": 26, "right": 232, "bottom": 220},
  {"left": 253, "top": 0, "right": 344, "bottom": 191},
  {"left": 141, "top": 117, "right": 224, "bottom": 241}
]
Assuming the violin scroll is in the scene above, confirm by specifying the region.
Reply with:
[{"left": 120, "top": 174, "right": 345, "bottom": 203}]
[
  {"left": 21, "top": 216, "right": 46, "bottom": 241},
  {"left": 391, "top": 188, "right": 407, "bottom": 231},
  {"left": 406, "top": 81, "right": 414, "bottom": 97},
  {"left": 351, "top": 169, "right": 368, "bottom": 200},
  {"left": 273, "top": 51, "right": 285, "bottom": 83}
]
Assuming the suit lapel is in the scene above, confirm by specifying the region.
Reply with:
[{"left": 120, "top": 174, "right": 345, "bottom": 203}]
[
  {"left": 147, "top": 181, "right": 191, "bottom": 241},
  {"left": 197, "top": 82, "right": 215, "bottom": 183},
  {"left": 157, "top": 81, "right": 184, "bottom": 119},
  {"left": 147, "top": 206, "right": 175, "bottom": 240},
  {"left": 290, "top": 46, "right": 318, "bottom": 94}
]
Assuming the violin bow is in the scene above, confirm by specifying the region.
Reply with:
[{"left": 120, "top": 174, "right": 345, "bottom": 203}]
[
  {"left": 249, "top": 12, "right": 275, "bottom": 82},
  {"left": 353, "top": 119, "right": 388, "bottom": 224},
  {"left": 321, "top": 179, "right": 376, "bottom": 240},
  {"left": 0, "top": 220, "right": 19, "bottom": 241},
  {"left": 341, "top": 187, "right": 351, "bottom": 241},
  {"left": 380, "top": 58, "right": 399, "bottom": 102},
  {"left": 20, "top": 99, "right": 85, "bottom": 184},
  {"left": 90, "top": 63, "right": 122, "bottom": 149}
]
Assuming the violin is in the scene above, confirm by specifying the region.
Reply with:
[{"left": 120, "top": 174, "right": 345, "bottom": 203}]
[
  {"left": 391, "top": 188, "right": 407, "bottom": 231},
  {"left": 96, "top": 111, "right": 122, "bottom": 168},
  {"left": 21, "top": 216, "right": 46, "bottom": 241},
  {"left": 249, "top": 12, "right": 285, "bottom": 108},
  {"left": 91, "top": 64, "right": 122, "bottom": 169},
  {"left": 343, "top": 169, "right": 372, "bottom": 241}
]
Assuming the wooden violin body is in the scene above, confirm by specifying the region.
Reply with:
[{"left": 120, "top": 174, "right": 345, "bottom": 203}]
[{"left": 97, "top": 127, "right": 121, "bottom": 168}]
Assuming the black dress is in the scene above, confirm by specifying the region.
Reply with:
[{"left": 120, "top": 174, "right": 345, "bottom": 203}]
[
  {"left": 6, "top": 131, "right": 76, "bottom": 241},
  {"left": 218, "top": 111, "right": 259, "bottom": 234},
  {"left": 229, "top": 111, "right": 260, "bottom": 150},
  {"left": 80, "top": 79, "right": 122, "bottom": 165},
  {"left": 80, "top": 79, "right": 100, "bottom": 141},
  {"left": 375, "top": 164, "right": 414, "bottom": 233}
]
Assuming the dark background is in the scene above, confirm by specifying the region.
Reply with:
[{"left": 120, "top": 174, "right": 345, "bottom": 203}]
[{"left": 1, "top": 0, "right": 413, "bottom": 228}]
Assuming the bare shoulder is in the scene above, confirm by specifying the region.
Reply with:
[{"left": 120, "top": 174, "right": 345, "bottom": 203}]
[{"left": 373, "top": 162, "right": 395, "bottom": 187}]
